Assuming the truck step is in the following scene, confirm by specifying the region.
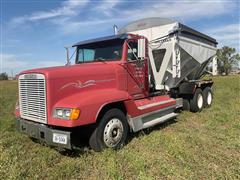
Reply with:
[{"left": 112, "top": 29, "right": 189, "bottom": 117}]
[
  {"left": 128, "top": 104, "right": 178, "bottom": 132},
  {"left": 142, "top": 112, "right": 177, "bottom": 129}
]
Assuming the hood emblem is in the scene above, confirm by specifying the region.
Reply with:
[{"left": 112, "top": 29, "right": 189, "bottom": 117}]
[{"left": 60, "top": 79, "right": 115, "bottom": 90}]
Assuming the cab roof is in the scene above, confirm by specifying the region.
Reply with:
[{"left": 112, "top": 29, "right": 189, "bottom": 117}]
[{"left": 72, "top": 34, "right": 128, "bottom": 47}]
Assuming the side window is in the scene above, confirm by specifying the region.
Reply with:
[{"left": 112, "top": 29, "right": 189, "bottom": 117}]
[
  {"left": 84, "top": 49, "right": 95, "bottom": 62},
  {"left": 77, "top": 49, "right": 95, "bottom": 62},
  {"left": 77, "top": 49, "right": 84, "bottom": 62},
  {"left": 127, "top": 41, "right": 138, "bottom": 61}
]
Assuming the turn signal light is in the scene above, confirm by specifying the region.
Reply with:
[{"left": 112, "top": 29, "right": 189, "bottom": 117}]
[{"left": 70, "top": 109, "right": 81, "bottom": 120}]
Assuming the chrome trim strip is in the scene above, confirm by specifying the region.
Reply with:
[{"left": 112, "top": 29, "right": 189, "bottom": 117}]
[
  {"left": 137, "top": 99, "right": 175, "bottom": 110},
  {"left": 142, "top": 112, "right": 177, "bottom": 129}
]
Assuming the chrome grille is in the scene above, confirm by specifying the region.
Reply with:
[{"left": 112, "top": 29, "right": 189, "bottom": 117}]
[{"left": 19, "top": 73, "right": 47, "bottom": 123}]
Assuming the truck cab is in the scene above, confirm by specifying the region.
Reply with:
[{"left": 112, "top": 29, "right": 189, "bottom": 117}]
[{"left": 15, "top": 18, "right": 216, "bottom": 151}]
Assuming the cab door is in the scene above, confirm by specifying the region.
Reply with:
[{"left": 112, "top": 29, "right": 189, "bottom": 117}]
[{"left": 125, "top": 39, "right": 148, "bottom": 99}]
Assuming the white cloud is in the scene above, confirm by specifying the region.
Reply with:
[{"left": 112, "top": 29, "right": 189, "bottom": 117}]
[
  {"left": 203, "top": 23, "right": 240, "bottom": 51},
  {"left": 207, "top": 24, "right": 239, "bottom": 34},
  {"left": 117, "top": 1, "right": 235, "bottom": 22},
  {"left": 54, "top": 0, "right": 237, "bottom": 34},
  {"left": 8, "top": 0, "right": 89, "bottom": 26},
  {"left": 0, "top": 53, "right": 63, "bottom": 75},
  {"left": 95, "top": 0, "right": 121, "bottom": 16},
  {"left": 55, "top": 17, "right": 128, "bottom": 34},
  {"left": 8, "top": 0, "right": 236, "bottom": 31},
  {"left": 30, "top": 0, "right": 89, "bottom": 21}
]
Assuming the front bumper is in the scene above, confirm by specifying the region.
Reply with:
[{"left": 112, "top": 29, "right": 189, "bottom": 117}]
[{"left": 16, "top": 118, "right": 72, "bottom": 149}]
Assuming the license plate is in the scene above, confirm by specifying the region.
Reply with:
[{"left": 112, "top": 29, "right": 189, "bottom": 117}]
[{"left": 53, "top": 133, "right": 67, "bottom": 145}]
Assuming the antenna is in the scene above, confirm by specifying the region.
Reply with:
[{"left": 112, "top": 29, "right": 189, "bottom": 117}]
[{"left": 113, "top": 25, "right": 118, "bottom": 35}]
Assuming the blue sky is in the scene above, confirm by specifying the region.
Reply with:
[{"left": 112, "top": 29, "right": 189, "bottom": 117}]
[{"left": 1, "top": 0, "right": 239, "bottom": 76}]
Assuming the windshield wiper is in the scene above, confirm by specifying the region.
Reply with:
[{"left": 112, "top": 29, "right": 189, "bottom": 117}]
[{"left": 94, "top": 58, "right": 106, "bottom": 61}]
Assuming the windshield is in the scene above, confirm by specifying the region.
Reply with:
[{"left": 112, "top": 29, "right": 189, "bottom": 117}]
[{"left": 76, "top": 39, "right": 124, "bottom": 63}]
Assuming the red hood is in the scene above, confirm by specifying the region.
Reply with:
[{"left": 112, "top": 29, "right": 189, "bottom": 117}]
[
  {"left": 18, "top": 62, "right": 121, "bottom": 110},
  {"left": 19, "top": 62, "right": 120, "bottom": 79}
]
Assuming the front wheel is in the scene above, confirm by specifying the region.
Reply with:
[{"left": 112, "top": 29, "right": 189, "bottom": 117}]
[{"left": 89, "top": 109, "right": 129, "bottom": 152}]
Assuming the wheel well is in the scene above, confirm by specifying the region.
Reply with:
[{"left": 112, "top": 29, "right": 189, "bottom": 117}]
[
  {"left": 96, "top": 101, "right": 127, "bottom": 123},
  {"left": 177, "top": 81, "right": 213, "bottom": 98},
  {"left": 200, "top": 83, "right": 213, "bottom": 91}
]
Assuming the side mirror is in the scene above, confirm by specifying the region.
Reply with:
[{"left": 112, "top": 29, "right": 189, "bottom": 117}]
[{"left": 137, "top": 38, "right": 145, "bottom": 59}]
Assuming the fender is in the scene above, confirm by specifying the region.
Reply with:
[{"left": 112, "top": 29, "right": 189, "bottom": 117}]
[{"left": 49, "top": 89, "right": 130, "bottom": 127}]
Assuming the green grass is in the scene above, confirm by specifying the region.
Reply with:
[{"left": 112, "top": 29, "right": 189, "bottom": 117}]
[{"left": 0, "top": 76, "right": 240, "bottom": 179}]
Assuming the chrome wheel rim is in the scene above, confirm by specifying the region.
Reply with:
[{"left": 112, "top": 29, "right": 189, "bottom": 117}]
[
  {"left": 197, "top": 94, "right": 203, "bottom": 109},
  {"left": 103, "top": 118, "right": 123, "bottom": 147},
  {"left": 207, "top": 92, "right": 212, "bottom": 105}
]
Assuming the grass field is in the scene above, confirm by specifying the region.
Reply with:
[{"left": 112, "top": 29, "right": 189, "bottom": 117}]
[{"left": 0, "top": 76, "right": 239, "bottom": 179}]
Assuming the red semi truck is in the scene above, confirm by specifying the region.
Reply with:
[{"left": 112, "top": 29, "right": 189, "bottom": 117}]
[{"left": 15, "top": 18, "right": 217, "bottom": 151}]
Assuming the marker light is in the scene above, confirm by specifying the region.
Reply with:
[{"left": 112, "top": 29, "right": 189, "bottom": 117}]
[{"left": 69, "top": 109, "right": 80, "bottom": 120}]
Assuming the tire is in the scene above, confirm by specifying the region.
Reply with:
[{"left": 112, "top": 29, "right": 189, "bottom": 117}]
[
  {"left": 182, "top": 98, "right": 190, "bottom": 111},
  {"left": 89, "top": 108, "right": 129, "bottom": 152},
  {"left": 190, "top": 88, "right": 204, "bottom": 112},
  {"left": 203, "top": 87, "right": 213, "bottom": 108}
]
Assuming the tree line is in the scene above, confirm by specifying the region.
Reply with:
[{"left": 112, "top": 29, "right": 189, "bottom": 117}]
[
  {"left": 217, "top": 46, "right": 240, "bottom": 75},
  {"left": 0, "top": 72, "right": 8, "bottom": 80}
]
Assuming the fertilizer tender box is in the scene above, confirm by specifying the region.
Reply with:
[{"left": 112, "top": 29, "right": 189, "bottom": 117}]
[{"left": 15, "top": 18, "right": 217, "bottom": 151}]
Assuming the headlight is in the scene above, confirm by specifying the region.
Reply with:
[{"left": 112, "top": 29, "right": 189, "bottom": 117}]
[{"left": 53, "top": 108, "right": 80, "bottom": 120}]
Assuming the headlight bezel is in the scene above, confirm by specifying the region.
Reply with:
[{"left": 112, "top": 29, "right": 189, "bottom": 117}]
[{"left": 53, "top": 108, "right": 80, "bottom": 120}]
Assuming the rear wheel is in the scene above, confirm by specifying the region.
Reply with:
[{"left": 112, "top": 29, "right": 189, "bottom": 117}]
[
  {"left": 203, "top": 87, "right": 213, "bottom": 108},
  {"left": 89, "top": 108, "right": 129, "bottom": 152},
  {"left": 190, "top": 88, "right": 203, "bottom": 112}
]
